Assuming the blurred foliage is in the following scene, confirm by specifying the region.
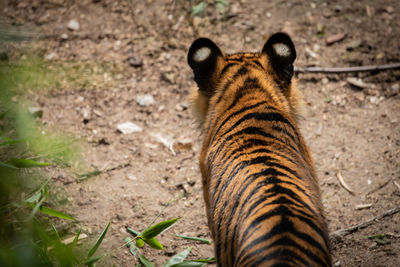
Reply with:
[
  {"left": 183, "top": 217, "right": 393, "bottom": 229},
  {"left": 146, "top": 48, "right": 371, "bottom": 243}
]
[
  {"left": 0, "top": 49, "right": 109, "bottom": 266},
  {"left": 191, "top": 0, "right": 229, "bottom": 17}
]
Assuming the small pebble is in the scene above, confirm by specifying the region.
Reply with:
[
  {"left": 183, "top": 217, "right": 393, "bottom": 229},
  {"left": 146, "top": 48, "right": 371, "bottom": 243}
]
[
  {"left": 117, "top": 122, "right": 142, "bottom": 134},
  {"left": 67, "top": 19, "right": 80, "bottom": 31}
]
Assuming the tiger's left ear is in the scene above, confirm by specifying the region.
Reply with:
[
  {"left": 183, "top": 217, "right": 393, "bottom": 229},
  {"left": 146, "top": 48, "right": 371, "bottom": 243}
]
[
  {"left": 261, "top": 32, "right": 296, "bottom": 85},
  {"left": 188, "top": 38, "right": 225, "bottom": 95}
]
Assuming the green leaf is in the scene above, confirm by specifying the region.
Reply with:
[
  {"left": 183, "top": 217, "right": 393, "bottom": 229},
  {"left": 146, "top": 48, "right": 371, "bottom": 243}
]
[
  {"left": 7, "top": 158, "right": 50, "bottom": 168},
  {"left": 125, "top": 237, "right": 137, "bottom": 256},
  {"left": 51, "top": 222, "right": 61, "bottom": 241},
  {"left": 28, "top": 196, "right": 45, "bottom": 220},
  {"left": 141, "top": 218, "right": 180, "bottom": 240},
  {"left": 144, "top": 237, "right": 164, "bottom": 250},
  {"left": 191, "top": 1, "right": 205, "bottom": 17},
  {"left": 69, "top": 228, "right": 81, "bottom": 248},
  {"left": 84, "top": 255, "right": 102, "bottom": 266},
  {"left": 138, "top": 253, "right": 155, "bottom": 267},
  {"left": 25, "top": 191, "right": 42, "bottom": 203},
  {"left": 170, "top": 262, "right": 205, "bottom": 267},
  {"left": 191, "top": 257, "right": 216, "bottom": 263},
  {"left": 136, "top": 238, "right": 144, "bottom": 248},
  {"left": 87, "top": 222, "right": 110, "bottom": 259},
  {"left": 0, "top": 161, "right": 18, "bottom": 169},
  {"left": 164, "top": 247, "right": 191, "bottom": 267},
  {"left": 127, "top": 227, "right": 140, "bottom": 236},
  {"left": 39, "top": 206, "right": 75, "bottom": 221},
  {"left": 175, "top": 235, "right": 211, "bottom": 244}
]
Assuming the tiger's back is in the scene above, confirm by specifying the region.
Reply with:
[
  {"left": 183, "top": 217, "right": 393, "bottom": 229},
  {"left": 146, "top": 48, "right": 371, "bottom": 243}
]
[{"left": 187, "top": 33, "right": 331, "bottom": 266}]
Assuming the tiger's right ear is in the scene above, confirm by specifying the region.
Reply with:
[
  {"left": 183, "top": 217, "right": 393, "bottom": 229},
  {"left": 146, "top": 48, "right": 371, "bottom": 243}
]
[{"left": 188, "top": 38, "right": 224, "bottom": 94}]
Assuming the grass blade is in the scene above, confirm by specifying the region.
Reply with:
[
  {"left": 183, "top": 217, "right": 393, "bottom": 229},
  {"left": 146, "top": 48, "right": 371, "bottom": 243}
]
[
  {"left": 164, "top": 247, "right": 191, "bottom": 267},
  {"left": 7, "top": 158, "right": 50, "bottom": 168},
  {"left": 39, "top": 206, "right": 75, "bottom": 221},
  {"left": 84, "top": 255, "right": 102, "bottom": 266},
  {"left": 141, "top": 218, "right": 180, "bottom": 240},
  {"left": 175, "top": 235, "right": 211, "bottom": 244},
  {"left": 0, "top": 161, "right": 18, "bottom": 169},
  {"left": 87, "top": 222, "right": 110, "bottom": 259},
  {"left": 28, "top": 196, "right": 45, "bottom": 220},
  {"left": 69, "top": 228, "right": 81, "bottom": 248},
  {"left": 138, "top": 253, "right": 154, "bottom": 267}
]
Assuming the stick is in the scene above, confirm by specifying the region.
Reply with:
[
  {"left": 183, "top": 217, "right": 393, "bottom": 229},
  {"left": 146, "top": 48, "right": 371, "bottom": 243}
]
[
  {"left": 366, "top": 178, "right": 391, "bottom": 196},
  {"left": 336, "top": 172, "right": 356, "bottom": 195},
  {"left": 330, "top": 207, "right": 400, "bottom": 238},
  {"left": 294, "top": 63, "right": 400, "bottom": 74}
]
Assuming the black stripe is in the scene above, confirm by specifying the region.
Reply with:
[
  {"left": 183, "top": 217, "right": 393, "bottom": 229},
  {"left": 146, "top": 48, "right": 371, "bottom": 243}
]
[
  {"left": 239, "top": 235, "right": 328, "bottom": 267},
  {"left": 215, "top": 66, "right": 250, "bottom": 105},
  {"left": 210, "top": 101, "right": 268, "bottom": 145},
  {"left": 220, "top": 112, "right": 296, "bottom": 140},
  {"left": 220, "top": 62, "right": 236, "bottom": 77},
  {"left": 236, "top": 206, "right": 329, "bottom": 265},
  {"left": 239, "top": 248, "right": 307, "bottom": 267},
  {"left": 211, "top": 127, "right": 300, "bottom": 163},
  {"left": 225, "top": 174, "right": 315, "bottom": 262},
  {"left": 216, "top": 166, "right": 312, "bottom": 263}
]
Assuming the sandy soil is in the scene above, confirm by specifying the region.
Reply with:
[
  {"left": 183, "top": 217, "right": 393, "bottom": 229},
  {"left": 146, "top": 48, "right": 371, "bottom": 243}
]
[{"left": 1, "top": 0, "right": 399, "bottom": 266}]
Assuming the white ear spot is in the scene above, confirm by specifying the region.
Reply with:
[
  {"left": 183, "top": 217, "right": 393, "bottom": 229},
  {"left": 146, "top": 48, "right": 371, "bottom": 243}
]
[
  {"left": 273, "top": 43, "right": 291, "bottom": 57},
  {"left": 193, "top": 47, "right": 211, "bottom": 62}
]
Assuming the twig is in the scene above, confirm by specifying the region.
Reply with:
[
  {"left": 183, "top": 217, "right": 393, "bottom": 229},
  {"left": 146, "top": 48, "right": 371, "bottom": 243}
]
[
  {"left": 393, "top": 180, "right": 400, "bottom": 191},
  {"left": 366, "top": 178, "right": 391, "bottom": 196},
  {"left": 336, "top": 172, "right": 356, "bottom": 195},
  {"left": 294, "top": 63, "right": 400, "bottom": 74},
  {"left": 76, "top": 162, "right": 131, "bottom": 182},
  {"left": 330, "top": 207, "right": 400, "bottom": 238}
]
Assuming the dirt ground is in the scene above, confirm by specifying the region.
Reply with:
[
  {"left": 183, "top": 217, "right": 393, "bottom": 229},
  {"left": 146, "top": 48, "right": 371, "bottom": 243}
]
[{"left": 1, "top": 0, "right": 400, "bottom": 266}]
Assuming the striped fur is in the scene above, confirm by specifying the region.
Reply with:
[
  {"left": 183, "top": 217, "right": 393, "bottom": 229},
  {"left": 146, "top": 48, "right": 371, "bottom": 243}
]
[{"left": 187, "top": 33, "right": 331, "bottom": 267}]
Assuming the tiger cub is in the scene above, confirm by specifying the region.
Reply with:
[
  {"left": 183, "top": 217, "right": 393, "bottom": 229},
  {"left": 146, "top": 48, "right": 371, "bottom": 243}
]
[{"left": 187, "top": 33, "right": 331, "bottom": 267}]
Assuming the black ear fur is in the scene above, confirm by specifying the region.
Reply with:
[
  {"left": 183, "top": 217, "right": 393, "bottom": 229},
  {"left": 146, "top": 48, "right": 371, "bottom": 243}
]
[
  {"left": 262, "top": 32, "right": 296, "bottom": 85},
  {"left": 188, "top": 38, "right": 223, "bottom": 93}
]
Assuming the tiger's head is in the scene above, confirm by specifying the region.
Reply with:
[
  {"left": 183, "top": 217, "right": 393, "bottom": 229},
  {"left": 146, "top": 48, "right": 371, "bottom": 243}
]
[{"left": 187, "top": 32, "right": 304, "bottom": 127}]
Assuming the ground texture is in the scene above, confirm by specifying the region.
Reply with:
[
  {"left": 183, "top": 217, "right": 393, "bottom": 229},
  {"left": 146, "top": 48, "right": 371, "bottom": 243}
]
[{"left": 1, "top": 0, "right": 400, "bottom": 266}]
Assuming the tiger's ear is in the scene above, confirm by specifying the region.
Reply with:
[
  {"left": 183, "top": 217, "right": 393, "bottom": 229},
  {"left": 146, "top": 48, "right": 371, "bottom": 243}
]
[
  {"left": 261, "top": 32, "right": 296, "bottom": 85},
  {"left": 188, "top": 38, "right": 224, "bottom": 94}
]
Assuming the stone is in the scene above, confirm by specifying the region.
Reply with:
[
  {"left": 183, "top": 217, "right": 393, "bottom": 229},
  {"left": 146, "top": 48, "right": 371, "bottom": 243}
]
[
  {"left": 67, "top": 19, "right": 80, "bottom": 31},
  {"left": 117, "top": 122, "right": 142, "bottom": 134}
]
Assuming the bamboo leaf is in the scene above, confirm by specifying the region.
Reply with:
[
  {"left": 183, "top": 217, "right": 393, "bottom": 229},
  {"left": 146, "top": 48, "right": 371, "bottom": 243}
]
[
  {"left": 25, "top": 191, "right": 42, "bottom": 203},
  {"left": 141, "top": 218, "right": 180, "bottom": 240},
  {"left": 39, "top": 206, "right": 75, "bottom": 221},
  {"left": 170, "top": 262, "right": 206, "bottom": 267},
  {"left": 7, "top": 158, "right": 50, "bottom": 168},
  {"left": 143, "top": 237, "right": 164, "bottom": 250},
  {"left": 138, "top": 253, "right": 155, "bottom": 267},
  {"left": 84, "top": 255, "right": 102, "bottom": 266},
  {"left": 136, "top": 238, "right": 144, "bottom": 248},
  {"left": 87, "top": 222, "right": 110, "bottom": 259},
  {"left": 164, "top": 247, "right": 191, "bottom": 267},
  {"left": 191, "top": 257, "right": 216, "bottom": 263},
  {"left": 125, "top": 237, "right": 137, "bottom": 256},
  {"left": 127, "top": 227, "right": 140, "bottom": 236},
  {"left": 175, "top": 235, "right": 211, "bottom": 244}
]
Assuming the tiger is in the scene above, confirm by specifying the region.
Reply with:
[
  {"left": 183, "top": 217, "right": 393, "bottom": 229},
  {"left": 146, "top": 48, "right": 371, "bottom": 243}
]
[{"left": 187, "top": 32, "right": 331, "bottom": 267}]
